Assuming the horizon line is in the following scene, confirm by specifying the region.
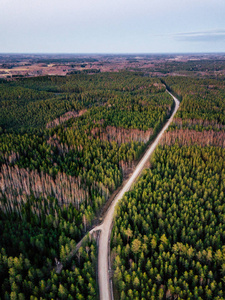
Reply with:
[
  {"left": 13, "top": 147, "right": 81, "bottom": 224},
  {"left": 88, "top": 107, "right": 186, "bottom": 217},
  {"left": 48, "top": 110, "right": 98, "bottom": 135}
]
[{"left": 1, "top": 52, "right": 225, "bottom": 55}]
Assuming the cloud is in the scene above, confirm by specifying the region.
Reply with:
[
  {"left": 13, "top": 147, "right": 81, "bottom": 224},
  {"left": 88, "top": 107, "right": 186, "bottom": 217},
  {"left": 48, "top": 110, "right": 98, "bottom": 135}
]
[{"left": 173, "top": 30, "right": 225, "bottom": 42}]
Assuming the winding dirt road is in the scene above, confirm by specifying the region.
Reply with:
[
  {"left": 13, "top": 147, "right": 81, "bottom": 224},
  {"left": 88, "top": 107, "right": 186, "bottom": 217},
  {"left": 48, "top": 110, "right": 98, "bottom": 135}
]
[{"left": 89, "top": 91, "right": 180, "bottom": 300}]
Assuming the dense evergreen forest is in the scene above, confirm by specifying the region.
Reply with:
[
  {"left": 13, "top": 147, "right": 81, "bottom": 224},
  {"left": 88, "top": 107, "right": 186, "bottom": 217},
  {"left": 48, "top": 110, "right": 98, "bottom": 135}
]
[
  {"left": 152, "top": 59, "right": 225, "bottom": 75},
  {"left": 2, "top": 70, "right": 224, "bottom": 299},
  {"left": 112, "top": 75, "right": 225, "bottom": 299},
  {"left": 0, "top": 72, "right": 171, "bottom": 132},
  {"left": 163, "top": 76, "right": 225, "bottom": 128},
  {"left": 161, "top": 76, "right": 225, "bottom": 148},
  {"left": 0, "top": 199, "right": 98, "bottom": 299},
  {"left": 112, "top": 145, "right": 225, "bottom": 299},
  {"left": 0, "top": 72, "right": 173, "bottom": 298}
]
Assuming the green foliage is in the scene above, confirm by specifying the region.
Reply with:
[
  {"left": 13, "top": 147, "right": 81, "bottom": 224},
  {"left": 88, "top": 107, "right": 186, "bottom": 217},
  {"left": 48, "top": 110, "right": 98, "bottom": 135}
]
[
  {"left": 0, "top": 72, "right": 174, "bottom": 298},
  {"left": 152, "top": 59, "right": 225, "bottom": 74},
  {"left": 0, "top": 198, "right": 97, "bottom": 298},
  {"left": 0, "top": 73, "right": 172, "bottom": 223},
  {"left": 112, "top": 145, "right": 225, "bottom": 299},
  {"left": 0, "top": 72, "right": 170, "bottom": 132},
  {"left": 0, "top": 196, "right": 82, "bottom": 261},
  {"left": 0, "top": 195, "right": 98, "bottom": 299},
  {"left": 164, "top": 76, "right": 225, "bottom": 129}
]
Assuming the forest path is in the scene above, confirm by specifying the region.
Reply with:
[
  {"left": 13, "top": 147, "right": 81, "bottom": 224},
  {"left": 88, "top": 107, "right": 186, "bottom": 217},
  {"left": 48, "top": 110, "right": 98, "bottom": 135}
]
[
  {"left": 66, "top": 91, "right": 179, "bottom": 298},
  {"left": 95, "top": 90, "right": 180, "bottom": 300}
]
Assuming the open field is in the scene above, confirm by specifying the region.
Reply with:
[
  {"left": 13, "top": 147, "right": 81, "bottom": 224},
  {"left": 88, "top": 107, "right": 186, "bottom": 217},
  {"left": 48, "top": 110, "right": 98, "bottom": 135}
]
[{"left": 1, "top": 53, "right": 225, "bottom": 79}]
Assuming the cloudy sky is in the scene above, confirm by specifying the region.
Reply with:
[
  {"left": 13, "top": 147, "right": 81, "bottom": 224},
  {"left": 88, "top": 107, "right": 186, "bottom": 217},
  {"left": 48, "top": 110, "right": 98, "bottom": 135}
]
[{"left": 1, "top": 0, "right": 225, "bottom": 53}]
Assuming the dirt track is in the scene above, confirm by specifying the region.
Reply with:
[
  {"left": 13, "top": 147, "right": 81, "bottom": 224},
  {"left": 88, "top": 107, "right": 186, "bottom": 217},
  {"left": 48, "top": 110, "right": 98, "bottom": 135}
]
[{"left": 90, "top": 91, "right": 180, "bottom": 300}]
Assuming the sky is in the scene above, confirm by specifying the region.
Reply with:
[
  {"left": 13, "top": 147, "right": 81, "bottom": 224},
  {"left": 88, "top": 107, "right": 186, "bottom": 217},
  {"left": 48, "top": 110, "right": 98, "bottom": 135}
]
[{"left": 0, "top": 0, "right": 225, "bottom": 53}]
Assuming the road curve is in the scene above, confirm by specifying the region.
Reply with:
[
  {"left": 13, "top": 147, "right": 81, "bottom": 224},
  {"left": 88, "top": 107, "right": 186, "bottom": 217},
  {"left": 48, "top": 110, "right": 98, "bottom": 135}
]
[{"left": 97, "top": 91, "right": 180, "bottom": 300}]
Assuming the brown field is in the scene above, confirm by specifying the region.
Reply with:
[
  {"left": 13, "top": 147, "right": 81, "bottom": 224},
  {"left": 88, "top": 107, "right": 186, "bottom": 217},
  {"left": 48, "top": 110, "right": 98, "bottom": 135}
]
[{"left": 0, "top": 53, "right": 225, "bottom": 79}]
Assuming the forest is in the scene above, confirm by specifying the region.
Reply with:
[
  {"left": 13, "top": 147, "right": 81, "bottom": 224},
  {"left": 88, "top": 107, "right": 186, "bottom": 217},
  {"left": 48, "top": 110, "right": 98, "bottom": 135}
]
[
  {"left": 1, "top": 69, "right": 225, "bottom": 299},
  {"left": 161, "top": 76, "right": 225, "bottom": 148},
  {"left": 0, "top": 72, "right": 173, "bottom": 298},
  {"left": 163, "top": 76, "right": 225, "bottom": 127},
  {"left": 0, "top": 196, "right": 98, "bottom": 299},
  {"left": 111, "top": 75, "right": 225, "bottom": 299},
  {"left": 0, "top": 72, "right": 171, "bottom": 132},
  {"left": 112, "top": 145, "right": 225, "bottom": 299},
  {"left": 151, "top": 59, "right": 225, "bottom": 75}
]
